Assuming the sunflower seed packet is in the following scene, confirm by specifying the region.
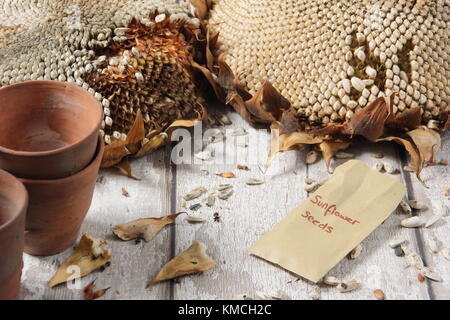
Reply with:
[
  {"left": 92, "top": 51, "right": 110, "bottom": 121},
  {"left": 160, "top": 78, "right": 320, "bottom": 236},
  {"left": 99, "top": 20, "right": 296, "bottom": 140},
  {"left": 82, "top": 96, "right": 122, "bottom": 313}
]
[{"left": 249, "top": 160, "right": 406, "bottom": 283}]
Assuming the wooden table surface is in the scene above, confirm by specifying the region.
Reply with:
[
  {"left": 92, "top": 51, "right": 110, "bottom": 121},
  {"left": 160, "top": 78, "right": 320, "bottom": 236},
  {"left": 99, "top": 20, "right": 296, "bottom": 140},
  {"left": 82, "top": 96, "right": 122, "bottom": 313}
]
[{"left": 20, "top": 103, "right": 450, "bottom": 300}]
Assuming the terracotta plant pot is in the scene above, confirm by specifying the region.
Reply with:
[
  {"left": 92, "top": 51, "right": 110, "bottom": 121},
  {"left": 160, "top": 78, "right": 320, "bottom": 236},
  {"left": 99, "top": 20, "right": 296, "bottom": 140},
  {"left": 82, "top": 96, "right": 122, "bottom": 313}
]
[
  {"left": 0, "top": 169, "right": 28, "bottom": 300},
  {"left": 0, "top": 80, "right": 103, "bottom": 179},
  {"left": 21, "top": 136, "right": 104, "bottom": 256}
]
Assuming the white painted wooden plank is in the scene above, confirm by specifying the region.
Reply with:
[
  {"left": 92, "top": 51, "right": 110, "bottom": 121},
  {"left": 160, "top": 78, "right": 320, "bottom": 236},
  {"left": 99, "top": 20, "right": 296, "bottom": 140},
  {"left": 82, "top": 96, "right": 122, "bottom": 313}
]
[
  {"left": 310, "top": 142, "right": 430, "bottom": 300},
  {"left": 20, "top": 149, "right": 173, "bottom": 300},
  {"left": 404, "top": 130, "right": 450, "bottom": 299},
  {"left": 172, "top": 104, "right": 429, "bottom": 300}
]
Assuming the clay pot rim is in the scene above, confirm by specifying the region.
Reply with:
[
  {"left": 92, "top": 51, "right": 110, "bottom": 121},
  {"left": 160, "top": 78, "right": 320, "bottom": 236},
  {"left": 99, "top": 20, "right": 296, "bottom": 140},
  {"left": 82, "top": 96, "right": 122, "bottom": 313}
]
[
  {"left": 19, "top": 135, "right": 104, "bottom": 185},
  {"left": 0, "top": 80, "right": 103, "bottom": 157},
  {"left": 0, "top": 169, "right": 28, "bottom": 233}
]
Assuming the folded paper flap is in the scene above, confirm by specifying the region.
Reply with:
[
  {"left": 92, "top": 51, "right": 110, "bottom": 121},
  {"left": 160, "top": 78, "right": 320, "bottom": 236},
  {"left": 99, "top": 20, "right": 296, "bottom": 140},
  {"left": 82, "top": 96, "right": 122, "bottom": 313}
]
[{"left": 249, "top": 160, "right": 406, "bottom": 283}]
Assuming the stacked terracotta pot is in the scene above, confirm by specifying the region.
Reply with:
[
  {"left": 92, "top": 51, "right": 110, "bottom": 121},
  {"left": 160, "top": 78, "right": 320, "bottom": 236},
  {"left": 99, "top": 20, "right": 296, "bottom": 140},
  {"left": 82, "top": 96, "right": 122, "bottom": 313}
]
[{"left": 0, "top": 81, "right": 104, "bottom": 299}]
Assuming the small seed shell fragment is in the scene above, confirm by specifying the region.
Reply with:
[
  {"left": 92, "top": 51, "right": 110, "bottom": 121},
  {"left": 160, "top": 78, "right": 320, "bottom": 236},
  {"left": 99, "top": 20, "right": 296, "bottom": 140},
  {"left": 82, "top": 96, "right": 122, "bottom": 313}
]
[
  {"left": 205, "top": 194, "right": 216, "bottom": 207},
  {"left": 426, "top": 232, "right": 441, "bottom": 253},
  {"left": 84, "top": 280, "right": 109, "bottom": 300},
  {"left": 112, "top": 213, "right": 182, "bottom": 242},
  {"left": 373, "top": 289, "right": 385, "bottom": 300},
  {"left": 389, "top": 238, "right": 408, "bottom": 249},
  {"left": 335, "top": 152, "right": 354, "bottom": 159},
  {"left": 246, "top": 178, "right": 265, "bottom": 186},
  {"left": 323, "top": 276, "right": 340, "bottom": 286},
  {"left": 401, "top": 216, "right": 425, "bottom": 228},
  {"left": 337, "top": 280, "right": 360, "bottom": 293},
  {"left": 183, "top": 187, "right": 207, "bottom": 201},
  {"left": 420, "top": 267, "right": 442, "bottom": 282},
  {"left": 148, "top": 241, "right": 216, "bottom": 286},
  {"left": 348, "top": 244, "right": 363, "bottom": 260},
  {"left": 216, "top": 172, "right": 235, "bottom": 178},
  {"left": 306, "top": 150, "right": 319, "bottom": 164},
  {"left": 194, "top": 150, "right": 212, "bottom": 161},
  {"left": 399, "top": 200, "right": 412, "bottom": 214},
  {"left": 371, "top": 153, "right": 384, "bottom": 159},
  {"left": 48, "top": 235, "right": 111, "bottom": 287},
  {"left": 218, "top": 188, "right": 234, "bottom": 200},
  {"left": 186, "top": 216, "right": 206, "bottom": 223},
  {"left": 407, "top": 200, "right": 426, "bottom": 210}
]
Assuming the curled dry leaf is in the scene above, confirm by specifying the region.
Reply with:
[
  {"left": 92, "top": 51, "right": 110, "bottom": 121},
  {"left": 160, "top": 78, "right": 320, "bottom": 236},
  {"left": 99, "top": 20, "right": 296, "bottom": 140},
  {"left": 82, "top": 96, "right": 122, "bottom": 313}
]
[
  {"left": 319, "top": 141, "right": 351, "bottom": 170},
  {"left": 113, "top": 213, "right": 183, "bottom": 242},
  {"left": 84, "top": 280, "right": 109, "bottom": 300},
  {"left": 48, "top": 235, "right": 111, "bottom": 288},
  {"left": 188, "top": 0, "right": 209, "bottom": 20},
  {"left": 115, "top": 158, "right": 140, "bottom": 180},
  {"left": 216, "top": 172, "right": 235, "bottom": 178},
  {"left": 407, "top": 126, "right": 441, "bottom": 163},
  {"left": 148, "top": 241, "right": 216, "bottom": 286}
]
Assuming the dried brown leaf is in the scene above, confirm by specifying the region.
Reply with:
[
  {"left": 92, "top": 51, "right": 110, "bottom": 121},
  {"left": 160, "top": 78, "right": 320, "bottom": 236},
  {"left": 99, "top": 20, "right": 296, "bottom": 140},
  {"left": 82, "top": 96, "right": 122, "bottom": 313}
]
[
  {"left": 388, "top": 107, "right": 421, "bottom": 130},
  {"left": 319, "top": 141, "right": 351, "bottom": 170},
  {"left": 48, "top": 235, "right": 111, "bottom": 288},
  {"left": 101, "top": 139, "right": 129, "bottom": 168},
  {"left": 148, "top": 241, "right": 216, "bottom": 286},
  {"left": 407, "top": 126, "right": 441, "bottom": 163},
  {"left": 189, "top": 0, "right": 209, "bottom": 20},
  {"left": 113, "top": 213, "right": 183, "bottom": 242},
  {"left": 205, "top": 30, "right": 219, "bottom": 70},
  {"left": 280, "top": 110, "right": 300, "bottom": 134},
  {"left": 125, "top": 110, "right": 145, "bottom": 155},
  {"left": 216, "top": 53, "right": 235, "bottom": 91},
  {"left": 191, "top": 59, "right": 226, "bottom": 101},
  {"left": 84, "top": 280, "right": 109, "bottom": 300},
  {"left": 439, "top": 105, "right": 450, "bottom": 131},
  {"left": 115, "top": 158, "right": 140, "bottom": 180}
]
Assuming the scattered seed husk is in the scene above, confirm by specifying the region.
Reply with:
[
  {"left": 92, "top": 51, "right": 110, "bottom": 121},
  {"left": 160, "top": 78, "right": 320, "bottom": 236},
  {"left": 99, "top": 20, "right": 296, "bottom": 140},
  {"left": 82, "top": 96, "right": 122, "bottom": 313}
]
[
  {"left": 216, "top": 172, "right": 235, "bottom": 178},
  {"left": 426, "top": 231, "right": 441, "bottom": 253},
  {"left": 335, "top": 152, "right": 354, "bottom": 159},
  {"left": 403, "top": 165, "right": 416, "bottom": 172},
  {"left": 372, "top": 153, "right": 384, "bottom": 159},
  {"left": 384, "top": 163, "right": 398, "bottom": 174},
  {"left": 237, "top": 164, "right": 250, "bottom": 171},
  {"left": 375, "top": 162, "right": 384, "bottom": 172},
  {"left": 406, "top": 253, "right": 424, "bottom": 269},
  {"left": 401, "top": 216, "right": 425, "bottom": 228},
  {"left": 84, "top": 280, "right": 109, "bottom": 300},
  {"left": 389, "top": 239, "right": 408, "bottom": 249},
  {"left": 336, "top": 280, "right": 360, "bottom": 293},
  {"left": 440, "top": 248, "right": 450, "bottom": 261},
  {"left": 205, "top": 194, "right": 216, "bottom": 207},
  {"left": 246, "top": 178, "right": 265, "bottom": 186},
  {"left": 308, "top": 285, "right": 321, "bottom": 300},
  {"left": 373, "top": 289, "right": 385, "bottom": 300},
  {"left": 407, "top": 200, "right": 426, "bottom": 210},
  {"left": 194, "top": 150, "right": 212, "bottom": 161},
  {"left": 400, "top": 242, "right": 413, "bottom": 255},
  {"left": 398, "top": 200, "right": 412, "bottom": 214},
  {"left": 147, "top": 241, "right": 216, "bottom": 286},
  {"left": 304, "top": 182, "right": 320, "bottom": 193},
  {"left": 255, "top": 290, "right": 289, "bottom": 300},
  {"left": 304, "top": 178, "right": 317, "bottom": 185},
  {"left": 48, "top": 234, "right": 111, "bottom": 288},
  {"left": 218, "top": 188, "right": 234, "bottom": 200},
  {"left": 112, "top": 213, "right": 182, "bottom": 242},
  {"left": 425, "top": 201, "right": 447, "bottom": 228},
  {"left": 306, "top": 150, "right": 320, "bottom": 164},
  {"left": 217, "top": 184, "right": 233, "bottom": 191},
  {"left": 183, "top": 187, "right": 207, "bottom": 201},
  {"left": 417, "top": 273, "right": 425, "bottom": 282},
  {"left": 218, "top": 114, "right": 232, "bottom": 126},
  {"left": 208, "top": 133, "right": 225, "bottom": 144},
  {"left": 438, "top": 159, "right": 448, "bottom": 166},
  {"left": 189, "top": 203, "right": 202, "bottom": 211},
  {"left": 121, "top": 188, "right": 130, "bottom": 197},
  {"left": 228, "top": 128, "right": 247, "bottom": 136},
  {"left": 420, "top": 267, "right": 442, "bottom": 282},
  {"left": 323, "top": 276, "right": 340, "bottom": 286},
  {"left": 394, "top": 246, "right": 405, "bottom": 257},
  {"left": 186, "top": 216, "right": 206, "bottom": 223},
  {"left": 213, "top": 212, "right": 220, "bottom": 222},
  {"left": 348, "top": 244, "right": 363, "bottom": 260}
]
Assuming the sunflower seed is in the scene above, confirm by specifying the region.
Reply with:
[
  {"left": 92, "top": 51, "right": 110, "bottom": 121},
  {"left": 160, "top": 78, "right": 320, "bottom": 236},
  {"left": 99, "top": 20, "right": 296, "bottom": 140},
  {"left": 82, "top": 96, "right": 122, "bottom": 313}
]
[
  {"left": 183, "top": 187, "right": 207, "bottom": 201},
  {"left": 304, "top": 178, "right": 317, "bottom": 185},
  {"left": 401, "top": 216, "right": 425, "bottom": 228},
  {"left": 348, "top": 244, "right": 363, "bottom": 260},
  {"left": 194, "top": 150, "right": 212, "bottom": 161},
  {"left": 375, "top": 162, "right": 384, "bottom": 172},
  {"left": 398, "top": 200, "right": 412, "bottom": 214},
  {"left": 384, "top": 163, "right": 398, "bottom": 174},
  {"left": 323, "top": 276, "right": 340, "bottom": 286},
  {"left": 217, "top": 184, "right": 233, "bottom": 191},
  {"left": 394, "top": 246, "right": 405, "bottom": 257},
  {"left": 335, "top": 152, "right": 354, "bottom": 159},
  {"left": 306, "top": 150, "right": 320, "bottom": 164},
  {"left": 337, "top": 280, "right": 360, "bottom": 293},
  {"left": 426, "top": 231, "right": 441, "bottom": 253},
  {"left": 216, "top": 172, "right": 235, "bottom": 178},
  {"left": 246, "top": 178, "right": 265, "bottom": 186},
  {"left": 420, "top": 267, "right": 442, "bottom": 282},
  {"left": 228, "top": 128, "right": 247, "bottom": 136},
  {"left": 237, "top": 165, "right": 250, "bottom": 171},
  {"left": 407, "top": 200, "right": 426, "bottom": 210},
  {"left": 218, "top": 188, "right": 234, "bottom": 200},
  {"left": 373, "top": 289, "right": 385, "bottom": 300},
  {"left": 425, "top": 201, "right": 447, "bottom": 228},
  {"left": 205, "top": 194, "right": 216, "bottom": 207},
  {"left": 441, "top": 248, "right": 450, "bottom": 261},
  {"left": 305, "top": 182, "right": 320, "bottom": 193},
  {"left": 218, "top": 114, "right": 232, "bottom": 126},
  {"left": 308, "top": 285, "right": 321, "bottom": 300},
  {"left": 189, "top": 203, "right": 202, "bottom": 211},
  {"left": 389, "top": 239, "right": 408, "bottom": 248},
  {"left": 186, "top": 216, "right": 206, "bottom": 223},
  {"left": 121, "top": 188, "right": 130, "bottom": 197},
  {"left": 400, "top": 242, "right": 413, "bottom": 256},
  {"left": 371, "top": 152, "right": 384, "bottom": 159},
  {"left": 406, "top": 253, "right": 424, "bottom": 269}
]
